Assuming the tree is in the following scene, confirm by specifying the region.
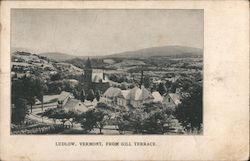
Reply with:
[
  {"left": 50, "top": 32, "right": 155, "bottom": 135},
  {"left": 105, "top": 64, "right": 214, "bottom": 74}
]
[
  {"left": 141, "top": 102, "right": 176, "bottom": 134},
  {"left": 128, "top": 109, "right": 145, "bottom": 134},
  {"left": 51, "top": 73, "right": 61, "bottom": 81},
  {"left": 86, "top": 89, "right": 95, "bottom": 102},
  {"left": 94, "top": 109, "right": 110, "bottom": 134},
  {"left": 95, "top": 90, "right": 100, "bottom": 102},
  {"left": 158, "top": 82, "right": 167, "bottom": 95},
  {"left": 73, "top": 89, "right": 80, "bottom": 100},
  {"left": 78, "top": 109, "right": 111, "bottom": 134},
  {"left": 80, "top": 89, "right": 86, "bottom": 102},
  {"left": 174, "top": 84, "right": 202, "bottom": 132},
  {"left": 165, "top": 80, "right": 171, "bottom": 90},
  {"left": 12, "top": 76, "right": 44, "bottom": 113},
  {"left": 79, "top": 109, "right": 97, "bottom": 132},
  {"left": 142, "top": 102, "right": 164, "bottom": 113},
  {"left": 115, "top": 114, "right": 129, "bottom": 134},
  {"left": 65, "top": 111, "right": 79, "bottom": 127},
  {"left": 26, "top": 77, "right": 44, "bottom": 113},
  {"left": 27, "top": 96, "right": 36, "bottom": 113},
  {"left": 143, "top": 76, "right": 151, "bottom": 88},
  {"left": 143, "top": 111, "right": 174, "bottom": 134},
  {"left": 34, "top": 79, "right": 45, "bottom": 111},
  {"left": 120, "top": 82, "right": 127, "bottom": 90},
  {"left": 169, "top": 82, "right": 178, "bottom": 93},
  {"left": 11, "top": 98, "right": 28, "bottom": 124},
  {"left": 42, "top": 108, "right": 58, "bottom": 123},
  {"left": 42, "top": 108, "right": 79, "bottom": 127}
]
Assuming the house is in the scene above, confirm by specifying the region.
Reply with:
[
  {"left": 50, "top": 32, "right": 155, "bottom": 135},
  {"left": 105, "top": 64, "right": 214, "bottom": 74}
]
[
  {"left": 116, "top": 86, "right": 154, "bottom": 108},
  {"left": 63, "top": 98, "right": 88, "bottom": 112},
  {"left": 162, "top": 93, "right": 181, "bottom": 108},
  {"left": 152, "top": 91, "right": 163, "bottom": 103},
  {"left": 58, "top": 91, "right": 73, "bottom": 106},
  {"left": 102, "top": 87, "right": 122, "bottom": 104},
  {"left": 103, "top": 86, "right": 154, "bottom": 109},
  {"left": 117, "top": 89, "right": 130, "bottom": 107}
]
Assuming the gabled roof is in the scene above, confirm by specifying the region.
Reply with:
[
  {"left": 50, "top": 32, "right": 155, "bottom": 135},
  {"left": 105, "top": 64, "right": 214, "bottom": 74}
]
[
  {"left": 168, "top": 93, "right": 181, "bottom": 105},
  {"left": 64, "top": 98, "right": 88, "bottom": 112},
  {"left": 127, "top": 86, "right": 153, "bottom": 101},
  {"left": 120, "top": 90, "right": 130, "bottom": 99},
  {"left": 58, "top": 91, "right": 71, "bottom": 101},
  {"left": 103, "top": 87, "right": 121, "bottom": 98},
  {"left": 152, "top": 91, "right": 163, "bottom": 102}
]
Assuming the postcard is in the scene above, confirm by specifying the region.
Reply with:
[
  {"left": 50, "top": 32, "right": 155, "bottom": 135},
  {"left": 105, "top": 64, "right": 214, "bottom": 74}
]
[{"left": 0, "top": 1, "right": 249, "bottom": 160}]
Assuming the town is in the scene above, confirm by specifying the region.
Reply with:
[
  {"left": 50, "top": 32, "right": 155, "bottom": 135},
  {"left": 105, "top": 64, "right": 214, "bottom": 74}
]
[{"left": 11, "top": 46, "right": 203, "bottom": 135}]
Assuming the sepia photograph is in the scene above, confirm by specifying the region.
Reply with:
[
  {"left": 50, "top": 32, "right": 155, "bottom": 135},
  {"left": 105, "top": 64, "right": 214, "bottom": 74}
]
[{"left": 11, "top": 9, "right": 203, "bottom": 135}]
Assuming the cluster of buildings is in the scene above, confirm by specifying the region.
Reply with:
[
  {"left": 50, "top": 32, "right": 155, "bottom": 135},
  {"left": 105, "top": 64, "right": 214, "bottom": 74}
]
[
  {"left": 44, "top": 58, "right": 183, "bottom": 113},
  {"left": 80, "top": 58, "right": 182, "bottom": 110},
  {"left": 102, "top": 86, "right": 182, "bottom": 111}
]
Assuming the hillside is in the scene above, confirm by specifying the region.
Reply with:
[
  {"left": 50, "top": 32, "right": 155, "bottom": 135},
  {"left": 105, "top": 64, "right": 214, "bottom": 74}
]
[
  {"left": 39, "top": 52, "right": 77, "bottom": 61},
  {"left": 106, "top": 45, "right": 203, "bottom": 58},
  {"left": 11, "top": 51, "right": 83, "bottom": 76}
]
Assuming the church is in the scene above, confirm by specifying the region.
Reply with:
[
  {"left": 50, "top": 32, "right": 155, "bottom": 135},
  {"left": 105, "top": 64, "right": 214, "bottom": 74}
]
[{"left": 80, "top": 58, "right": 110, "bottom": 94}]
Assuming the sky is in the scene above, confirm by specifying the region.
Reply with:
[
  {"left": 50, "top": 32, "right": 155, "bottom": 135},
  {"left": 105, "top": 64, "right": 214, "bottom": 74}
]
[{"left": 11, "top": 9, "right": 203, "bottom": 56}]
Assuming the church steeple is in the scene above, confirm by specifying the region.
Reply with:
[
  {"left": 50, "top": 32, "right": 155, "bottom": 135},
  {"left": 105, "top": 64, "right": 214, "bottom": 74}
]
[{"left": 84, "top": 57, "right": 93, "bottom": 89}]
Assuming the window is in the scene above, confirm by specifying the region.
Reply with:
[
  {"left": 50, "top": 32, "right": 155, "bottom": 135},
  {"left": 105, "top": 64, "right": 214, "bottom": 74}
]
[{"left": 168, "top": 98, "right": 171, "bottom": 102}]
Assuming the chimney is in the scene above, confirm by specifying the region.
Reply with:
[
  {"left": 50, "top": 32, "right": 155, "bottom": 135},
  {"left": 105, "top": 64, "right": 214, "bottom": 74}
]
[{"left": 140, "top": 68, "right": 144, "bottom": 88}]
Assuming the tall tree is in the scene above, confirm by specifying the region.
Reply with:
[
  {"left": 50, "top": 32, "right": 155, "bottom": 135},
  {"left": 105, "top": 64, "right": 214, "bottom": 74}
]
[
  {"left": 175, "top": 84, "right": 202, "bottom": 132},
  {"left": 11, "top": 98, "right": 28, "bottom": 124},
  {"left": 80, "top": 109, "right": 97, "bottom": 133},
  {"left": 158, "top": 82, "right": 167, "bottom": 95},
  {"left": 95, "top": 90, "right": 100, "bottom": 102},
  {"left": 80, "top": 89, "right": 86, "bottom": 102},
  {"left": 143, "top": 76, "right": 151, "bottom": 88},
  {"left": 94, "top": 109, "right": 110, "bottom": 134},
  {"left": 86, "top": 89, "right": 95, "bottom": 102}
]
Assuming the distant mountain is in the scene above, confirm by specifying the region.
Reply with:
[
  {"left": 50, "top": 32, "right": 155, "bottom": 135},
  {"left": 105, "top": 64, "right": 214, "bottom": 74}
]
[
  {"left": 32, "top": 45, "right": 202, "bottom": 62},
  {"left": 39, "top": 52, "right": 77, "bottom": 61},
  {"left": 106, "top": 45, "right": 203, "bottom": 58}
]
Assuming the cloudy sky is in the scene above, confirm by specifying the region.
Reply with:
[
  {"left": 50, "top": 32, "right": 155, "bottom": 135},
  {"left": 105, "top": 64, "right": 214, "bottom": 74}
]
[{"left": 11, "top": 9, "right": 203, "bottom": 56}]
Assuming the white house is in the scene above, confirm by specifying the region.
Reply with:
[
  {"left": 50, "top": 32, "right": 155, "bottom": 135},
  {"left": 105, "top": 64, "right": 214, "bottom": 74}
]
[
  {"left": 58, "top": 91, "right": 73, "bottom": 106},
  {"left": 116, "top": 86, "right": 154, "bottom": 108},
  {"left": 117, "top": 90, "right": 130, "bottom": 107},
  {"left": 162, "top": 93, "right": 181, "bottom": 108},
  {"left": 64, "top": 98, "right": 88, "bottom": 113},
  {"left": 152, "top": 91, "right": 163, "bottom": 103},
  {"left": 102, "top": 87, "right": 122, "bottom": 104}
]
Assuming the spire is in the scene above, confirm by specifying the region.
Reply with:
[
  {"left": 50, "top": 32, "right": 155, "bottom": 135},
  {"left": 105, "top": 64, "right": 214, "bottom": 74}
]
[{"left": 85, "top": 57, "right": 92, "bottom": 68}]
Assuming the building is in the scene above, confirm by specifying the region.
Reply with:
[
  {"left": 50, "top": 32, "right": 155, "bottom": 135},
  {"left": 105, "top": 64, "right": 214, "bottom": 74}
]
[
  {"left": 117, "top": 89, "right": 130, "bottom": 107},
  {"left": 162, "top": 93, "right": 181, "bottom": 108},
  {"left": 81, "top": 58, "right": 110, "bottom": 94},
  {"left": 152, "top": 91, "right": 163, "bottom": 103},
  {"left": 58, "top": 91, "right": 73, "bottom": 106},
  {"left": 102, "top": 87, "right": 122, "bottom": 105},
  {"left": 63, "top": 98, "right": 89, "bottom": 113},
  {"left": 103, "top": 86, "right": 154, "bottom": 109}
]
